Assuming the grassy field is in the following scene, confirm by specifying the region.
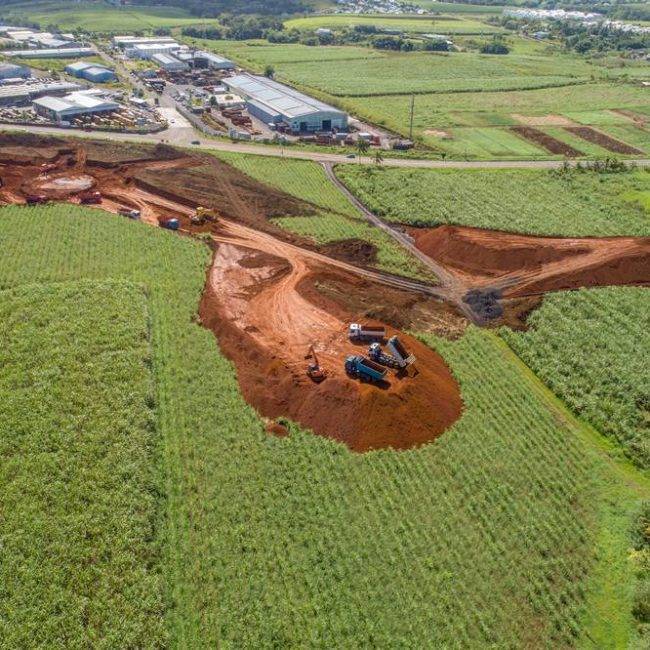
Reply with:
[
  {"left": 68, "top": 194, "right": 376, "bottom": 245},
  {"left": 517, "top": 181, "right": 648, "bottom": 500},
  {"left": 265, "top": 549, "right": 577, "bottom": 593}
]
[
  {"left": 0, "top": 279, "right": 166, "bottom": 647},
  {"left": 345, "top": 82, "right": 649, "bottom": 155},
  {"left": 190, "top": 35, "right": 647, "bottom": 158},
  {"left": 211, "top": 150, "right": 435, "bottom": 280},
  {"left": 273, "top": 51, "right": 586, "bottom": 97},
  {"left": 336, "top": 166, "right": 650, "bottom": 236},
  {"left": 284, "top": 13, "right": 505, "bottom": 34},
  {"left": 0, "top": 201, "right": 646, "bottom": 647},
  {"left": 0, "top": 1, "right": 220, "bottom": 32},
  {"left": 0, "top": 54, "right": 104, "bottom": 73},
  {"left": 500, "top": 287, "right": 650, "bottom": 469}
]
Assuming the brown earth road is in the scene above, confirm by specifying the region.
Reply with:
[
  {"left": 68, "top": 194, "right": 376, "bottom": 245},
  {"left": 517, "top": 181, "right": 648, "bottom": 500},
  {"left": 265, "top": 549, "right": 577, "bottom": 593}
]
[{"left": 4, "top": 125, "right": 649, "bottom": 170}]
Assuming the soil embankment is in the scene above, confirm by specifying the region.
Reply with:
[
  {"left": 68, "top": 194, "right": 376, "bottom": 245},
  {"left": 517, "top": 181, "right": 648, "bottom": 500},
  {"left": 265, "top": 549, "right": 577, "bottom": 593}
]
[
  {"left": 200, "top": 224, "right": 463, "bottom": 451},
  {"left": 407, "top": 225, "right": 650, "bottom": 298}
]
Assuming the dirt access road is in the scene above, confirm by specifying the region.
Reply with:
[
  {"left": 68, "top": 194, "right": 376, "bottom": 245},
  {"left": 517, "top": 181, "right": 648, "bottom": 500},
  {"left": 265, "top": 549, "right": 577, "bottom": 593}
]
[{"left": 4, "top": 125, "right": 649, "bottom": 170}]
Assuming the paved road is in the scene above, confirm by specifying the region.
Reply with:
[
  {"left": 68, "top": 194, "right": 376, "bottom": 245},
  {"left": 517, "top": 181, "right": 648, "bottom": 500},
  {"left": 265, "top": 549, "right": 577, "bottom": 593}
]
[{"left": 4, "top": 123, "right": 649, "bottom": 169}]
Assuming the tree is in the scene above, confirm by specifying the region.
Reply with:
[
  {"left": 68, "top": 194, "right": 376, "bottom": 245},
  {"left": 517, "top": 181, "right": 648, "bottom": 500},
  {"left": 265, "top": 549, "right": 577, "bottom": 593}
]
[
  {"left": 264, "top": 64, "right": 275, "bottom": 79},
  {"left": 356, "top": 139, "right": 370, "bottom": 162},
  {"left": 373, "top": 149, "right": 384, "bottom": 166}
]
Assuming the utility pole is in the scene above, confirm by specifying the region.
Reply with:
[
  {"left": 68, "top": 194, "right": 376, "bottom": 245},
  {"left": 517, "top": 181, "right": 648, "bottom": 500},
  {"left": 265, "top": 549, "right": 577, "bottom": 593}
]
[{"left": 409, "top": 94, "right": 415, "bottom": 142}]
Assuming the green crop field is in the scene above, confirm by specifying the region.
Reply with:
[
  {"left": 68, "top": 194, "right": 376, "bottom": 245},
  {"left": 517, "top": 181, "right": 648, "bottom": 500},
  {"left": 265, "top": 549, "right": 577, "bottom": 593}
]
[
  {"left": 0, "top": 199, "right": 647, "bottom": 647},
  {"left": 211, "top": 150, "right": 434, "bottom": 280},
  {"left": 0, "top": 1, "right": 220, "bottom": 32},
  {"left": 284, "top": 13, "right": 504, "bottom": 34},
  {"left": 0, "top": 279, "right": 166, "bottom": 647},
  {"left": 273, "top": 51, "right": 589, "bottom": 97},
  {"left": 500, "top": 287, "right": 650, "bottom": 468},
  {"left": 335, "top": 166, "right": 650, "bottom": 236},
  {"left": 344, "top": 82, "right": 649, "bottom": 154}
]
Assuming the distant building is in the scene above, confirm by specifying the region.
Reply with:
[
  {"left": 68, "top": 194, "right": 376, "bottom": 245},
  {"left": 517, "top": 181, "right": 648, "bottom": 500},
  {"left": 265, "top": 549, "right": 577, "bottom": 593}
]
[
  {"left": 33, "top": 90, "right": 119, "bottom": 122},
  {"left": 223, "top": 73, "right": 348, "bottom": 133},
  {"left": 0, "top": 63, "right": 31, "bottom": 80},
  {"left": 193, "top": 51, "right": 235, "bottom": 70},
  {"left": 113, "top": 35, "right": 178, "bottom": 48},
  {"left": 0, "top": 80, "right": 80, "bottom": 106},
  {"left": 5, "top": 47, "right": 96, "bottom": 59},
  {"left": 65, "top": 61, "right": 116, "bottom": 83},
  {"left": 152, "top": 53, "right": 188, "bottom": 72},
  {"left": 127, "top": 42, "right": 183, "bottom": 60},
  {"left": 214, "top": 93, "right": 246, "bottom": 110}
]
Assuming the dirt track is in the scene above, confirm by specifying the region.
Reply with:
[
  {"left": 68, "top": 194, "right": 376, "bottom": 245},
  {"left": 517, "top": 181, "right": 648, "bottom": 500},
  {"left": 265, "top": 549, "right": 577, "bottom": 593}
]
[{"left": 0, "top": 134, "right": 648, "bottom": 451}]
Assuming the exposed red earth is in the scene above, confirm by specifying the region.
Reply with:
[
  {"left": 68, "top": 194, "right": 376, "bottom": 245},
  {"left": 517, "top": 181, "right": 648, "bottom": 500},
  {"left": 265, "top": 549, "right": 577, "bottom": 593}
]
[{"left": 0, "top": 134, "right": 647, "bottom": 451}]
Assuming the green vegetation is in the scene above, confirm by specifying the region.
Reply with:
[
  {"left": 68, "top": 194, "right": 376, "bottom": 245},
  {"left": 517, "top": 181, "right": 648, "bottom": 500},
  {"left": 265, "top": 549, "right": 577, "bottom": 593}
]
[
  {"left": 0, "top": 1, "right": 221, "bottom": 32},
  {"left": 212, "top": 150, "right": 434, "bottom": 280},
  {"left": 284, "top": 13, "right": 505, "bottom": 34},
  {"left": 500, "top": 287, "right": 650, "bottom": 468},
  {"left": 1, "top": 55, "right": 104, "bottom": 73},
  {"left": 0, "top": 279, "right": 165, "bottom": 647},
  {"left": 336, "top": 166, "right": 650, "bottom": 236},
  {"left": 0, "top": 193, "right": 647, "bottom": 647}
]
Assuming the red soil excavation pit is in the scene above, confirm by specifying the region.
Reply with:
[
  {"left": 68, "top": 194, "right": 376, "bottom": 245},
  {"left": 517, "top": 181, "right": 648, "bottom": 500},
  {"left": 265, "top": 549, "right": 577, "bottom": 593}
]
[{"left": 407, "top": 225, "right": 650, "bottom": 298}]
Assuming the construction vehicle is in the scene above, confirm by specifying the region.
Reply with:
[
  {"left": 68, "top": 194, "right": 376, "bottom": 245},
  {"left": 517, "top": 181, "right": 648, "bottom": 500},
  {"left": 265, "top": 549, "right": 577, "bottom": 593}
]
[
  {"left": 368, "top": 342, "right": 405, "bottom": 370},
  {"left": 345, "top": 355, "right": 387, "bottom": 383},
  {"left": 305, "top": 344, "right": 327, "bottom": 383},
  {"left": 79, "top": 191, "right": 102, "bottom": 205},
  {"left": 348, "top": 323, "right": 386, "bottom": 342},
  {"left": 190, "top": 206, "right": 218, "bottom": 225},
  {"left": 387, "top": 336, "right": 416, "bottom": 367},
  {"left": 161, "top": 218, "right": 180, "bottom": 231},
  {"left": 118, "top": 208, "right": 141, "bottom": 220},
  {"left": 25, "top": 194, "right": 47, "bottom": 205}
]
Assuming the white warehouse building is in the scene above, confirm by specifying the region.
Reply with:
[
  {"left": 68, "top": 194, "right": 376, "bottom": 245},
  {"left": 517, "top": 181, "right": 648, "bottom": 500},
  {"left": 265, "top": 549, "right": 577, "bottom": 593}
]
[
  {"left": 223, "top": 74, "right": 348, "bottom": 133},
  {"left": 33, "top": 90, "right": 119, "bottom": 122},
  {"left": 127, "top": 42, "right": 183, "bottom": 60},
  {"left": 152, "top": 53, "right": 188, "bottom": 72}
]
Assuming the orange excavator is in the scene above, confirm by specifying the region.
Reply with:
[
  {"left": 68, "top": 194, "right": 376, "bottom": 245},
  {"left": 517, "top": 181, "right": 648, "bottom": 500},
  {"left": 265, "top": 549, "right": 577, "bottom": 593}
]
[{"left": 305, "top": 344, "right": 327, "bottom": 383}]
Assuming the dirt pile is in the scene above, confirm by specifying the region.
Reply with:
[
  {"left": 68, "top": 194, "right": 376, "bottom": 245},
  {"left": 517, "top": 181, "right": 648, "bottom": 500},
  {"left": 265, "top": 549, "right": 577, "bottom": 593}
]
[
  {"left": 320, "top": 238, "right": 379, "bottom": 266},
  {"left": 200, "top": 231, "right": 463, "bottom": 452},
  {"left": 407, "top": 225, "right": 650, "bottom": 298}
]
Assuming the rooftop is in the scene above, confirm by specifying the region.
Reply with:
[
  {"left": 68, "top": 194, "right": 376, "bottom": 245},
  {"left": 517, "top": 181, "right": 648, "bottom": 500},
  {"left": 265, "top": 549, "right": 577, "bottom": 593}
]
[{"left": 225, "top": 74, "right": 346, "bottom": 119}]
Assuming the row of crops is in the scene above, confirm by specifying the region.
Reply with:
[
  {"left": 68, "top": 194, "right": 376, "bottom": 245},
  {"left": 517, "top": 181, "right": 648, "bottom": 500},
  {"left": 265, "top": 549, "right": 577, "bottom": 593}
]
[
  {"left": 335, "top": 165, "right": 650, "bottom": 237},
  {"left": 500, "top": 286, "right": 650, "bottom": 469},
  {"left": 0, "top": 280, "right": 166, "bottom": 647},
  {"left": 1, "top": 204, "right": 639, "bottom": 647}
]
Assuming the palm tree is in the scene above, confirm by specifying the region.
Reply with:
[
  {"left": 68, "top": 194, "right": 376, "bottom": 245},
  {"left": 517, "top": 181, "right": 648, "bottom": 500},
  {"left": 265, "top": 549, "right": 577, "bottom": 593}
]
[
  {"left": 374, "top": 149, "right": 384, "bottom": 166},
  {"left": 356, "top": 138, "right": 370, "bottom": 162}
]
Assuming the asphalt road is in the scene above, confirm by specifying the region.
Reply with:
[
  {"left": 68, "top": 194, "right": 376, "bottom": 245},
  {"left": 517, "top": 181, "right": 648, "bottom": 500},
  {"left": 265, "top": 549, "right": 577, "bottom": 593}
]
[{"left": 3, "top": 123, "right": 649, "bottom": 170}]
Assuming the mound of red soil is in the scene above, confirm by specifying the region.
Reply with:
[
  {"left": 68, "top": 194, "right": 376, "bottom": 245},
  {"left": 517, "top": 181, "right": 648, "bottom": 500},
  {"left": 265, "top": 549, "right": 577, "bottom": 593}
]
[
  {"left": 408, "top": 225, "right": 650, "bottom": 297},
  {"left": 565, "top": 127, "right": 643, "bottom": 155},
  {"left": 320, "top": 238, "right": 378, "bottom": 266},
  {"left": 200, "top": 242, "right": 462, "bottom": 452},
  {"left": 511, "top": 126, "right": 582, "bottom": 157}
]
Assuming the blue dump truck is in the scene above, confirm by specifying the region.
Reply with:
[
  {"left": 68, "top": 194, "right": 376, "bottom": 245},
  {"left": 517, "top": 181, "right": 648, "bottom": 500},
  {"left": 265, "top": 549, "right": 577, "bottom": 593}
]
[
  {"left": 368, "top": 342, "right": 404, "bottom": 369},
  {"left": 345, "top": 355, "right": 387, "bottom": 383},
  {"left": 162, "top": 218, "right": 180, "bottom": 231}
]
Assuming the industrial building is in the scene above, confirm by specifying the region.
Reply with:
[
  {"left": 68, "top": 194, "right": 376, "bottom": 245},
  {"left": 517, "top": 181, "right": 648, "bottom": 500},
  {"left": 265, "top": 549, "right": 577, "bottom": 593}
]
[
  {"left": 126, "top": 42, "right": 183, "bottom": 59},
  {"left": 0, "top": 63, "right": 31, "bottom": 80},
  {"left": 5, "top": 47, "right": 96, "bottom": 59},
  {"left": 33, "top": 90, "right": 119, "bottom": 123},
  {"left": 113, "top": 35, "right": 178, "bottom": 48},
  {"left": 65, "top": 61, "right": 117, "bottom": 83},
  {"left": 194, "top": 51, "right": 235, "bottom": 70},
  {"left": 0, "top": 80, "right": 80, "bottom": 107},
  {"left": 223, "top": 74, "right": 348, "bottom": 133},
  {"left": 152, "top": 53, "right": 188, "bottom": 73}
]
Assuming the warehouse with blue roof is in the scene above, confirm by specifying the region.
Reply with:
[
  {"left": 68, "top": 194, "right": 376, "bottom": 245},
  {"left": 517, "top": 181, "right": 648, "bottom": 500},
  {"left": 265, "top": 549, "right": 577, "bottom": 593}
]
[
  {"left": 223, "top": 73, "right": 347, "bottom": 133},
  {"left": 65, "top": 61, "right": 116, "bottom": 83}
]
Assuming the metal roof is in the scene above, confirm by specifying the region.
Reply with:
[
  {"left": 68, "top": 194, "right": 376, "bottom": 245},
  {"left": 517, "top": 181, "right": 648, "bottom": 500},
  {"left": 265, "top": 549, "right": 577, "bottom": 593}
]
[
  {"left": 34, "top": 91, "right": 119, "bottom": 114},
  {"left": 33, "top": 96, "right": 72, "bottom": 112},
  {"left": 5, "top": 47, "right": 95, "bottom": 57},
  {"left": 224, "top": 74, "right": 346, "bottom": 120},
  {"left": 65, "top": 61, "right": 94, "bottom": 72},
  {"left": 0, "top": 81, "right": 80, "bottom": 100}
]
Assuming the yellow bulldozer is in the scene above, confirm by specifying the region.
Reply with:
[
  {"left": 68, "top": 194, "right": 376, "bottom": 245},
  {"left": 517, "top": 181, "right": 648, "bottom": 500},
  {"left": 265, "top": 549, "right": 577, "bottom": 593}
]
[{"left": 190, "top": 206, "right": 219, "bottom": 225}]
